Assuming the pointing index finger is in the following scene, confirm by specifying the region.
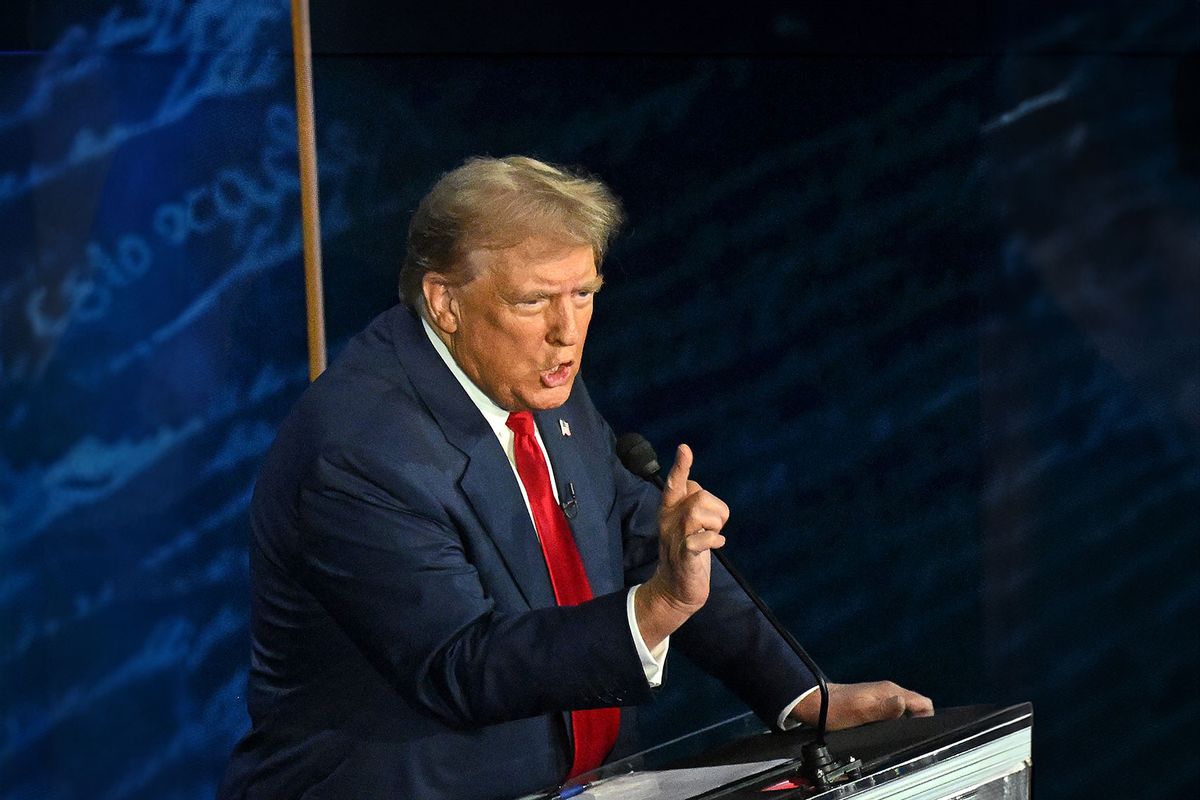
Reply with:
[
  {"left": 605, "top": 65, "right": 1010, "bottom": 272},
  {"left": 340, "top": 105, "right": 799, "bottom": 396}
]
[{"left": 663, "top": 444, "right": 693, "bottom": 505}]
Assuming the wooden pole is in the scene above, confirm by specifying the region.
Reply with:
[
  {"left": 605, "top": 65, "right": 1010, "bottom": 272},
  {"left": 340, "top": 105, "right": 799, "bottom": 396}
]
[{"left": 290, "top": 0, "right": 327, "bottom": 380}]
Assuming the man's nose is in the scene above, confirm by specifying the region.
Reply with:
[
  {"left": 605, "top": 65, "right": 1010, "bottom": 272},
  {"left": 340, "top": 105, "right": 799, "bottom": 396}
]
[{"left": 546, "top": 298, "right": 579, "bottom": 345}]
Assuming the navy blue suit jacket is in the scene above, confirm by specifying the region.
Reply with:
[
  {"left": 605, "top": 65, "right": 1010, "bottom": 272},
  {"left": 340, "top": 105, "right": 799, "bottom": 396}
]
[{"left": 219, "top": 304, "right": 817, "bottom": 799}]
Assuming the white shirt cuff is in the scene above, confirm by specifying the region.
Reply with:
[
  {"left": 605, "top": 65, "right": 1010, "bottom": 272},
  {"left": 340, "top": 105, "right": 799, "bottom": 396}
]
[
  {"left": 627, "top": 585, "right": 668, "bottom": 687},
  {"left": 777, "top": 685, "right": 821, "bottom": 730}
]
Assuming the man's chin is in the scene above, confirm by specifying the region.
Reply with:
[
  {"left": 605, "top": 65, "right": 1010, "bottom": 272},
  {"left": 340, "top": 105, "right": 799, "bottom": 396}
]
[{"left": 521, "top": 381, "right": 574, "bottom": 412}]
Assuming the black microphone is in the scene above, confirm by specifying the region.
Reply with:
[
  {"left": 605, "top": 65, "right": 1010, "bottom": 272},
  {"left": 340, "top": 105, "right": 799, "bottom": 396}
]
[
  {"left": 560, "top": 482, "right": 579, "bottom": 519},
  {"left": 615, "top": 432, "right": 860, "bottom": 790}
]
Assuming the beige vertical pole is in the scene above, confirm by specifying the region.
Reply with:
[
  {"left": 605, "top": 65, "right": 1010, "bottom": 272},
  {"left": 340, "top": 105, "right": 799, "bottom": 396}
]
[{"left": 290, "top": 0, "right": 327, "bottom": 380}]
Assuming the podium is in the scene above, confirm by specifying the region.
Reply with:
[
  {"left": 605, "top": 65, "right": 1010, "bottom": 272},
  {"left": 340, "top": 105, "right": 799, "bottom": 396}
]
[{"left": 538, "top": 703, "right": 1032, "bottom": 799}]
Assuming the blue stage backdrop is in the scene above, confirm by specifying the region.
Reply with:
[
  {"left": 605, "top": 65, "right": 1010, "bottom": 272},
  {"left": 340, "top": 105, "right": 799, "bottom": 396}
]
[{"left": 1, "top": 2, "right": 1197, "bottom": 798}]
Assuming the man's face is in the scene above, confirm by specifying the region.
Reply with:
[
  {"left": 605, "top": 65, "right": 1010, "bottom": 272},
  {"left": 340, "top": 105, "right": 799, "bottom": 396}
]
[{"left": 428, "top": 239, "right": 603, "bottom": 411}]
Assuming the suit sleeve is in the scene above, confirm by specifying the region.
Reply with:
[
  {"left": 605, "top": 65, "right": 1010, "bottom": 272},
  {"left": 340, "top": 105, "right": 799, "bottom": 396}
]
[
  {"left": 294, "top": 448, "right": 654, "bottom": 728},
  {"left": 607, "top": 433, "right": 820, "bottom": 729}
]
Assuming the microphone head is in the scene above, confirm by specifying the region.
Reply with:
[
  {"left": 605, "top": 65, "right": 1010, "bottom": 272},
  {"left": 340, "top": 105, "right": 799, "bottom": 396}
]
[{"left": 615, "top": 432, "right": 661, "bottom": 479}]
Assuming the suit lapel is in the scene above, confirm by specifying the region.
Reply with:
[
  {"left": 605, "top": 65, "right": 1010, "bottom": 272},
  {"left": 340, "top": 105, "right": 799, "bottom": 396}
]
[
  {"left": 458, "top": 442, "right": 556, "bottom": 609},
  {"left": 535, "top": 410, "right": 621, "bottom": 597},
  {"left": 388, "top": 306, "right": 555, "bottom": 610}
]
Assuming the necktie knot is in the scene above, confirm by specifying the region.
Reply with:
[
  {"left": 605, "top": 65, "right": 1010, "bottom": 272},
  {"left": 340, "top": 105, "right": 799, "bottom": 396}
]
[{"left": 505, "top": 410, "right": 536, "bottom": 437}]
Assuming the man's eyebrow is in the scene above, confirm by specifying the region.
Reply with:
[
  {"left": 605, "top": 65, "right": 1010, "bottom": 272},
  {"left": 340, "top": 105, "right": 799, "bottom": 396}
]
[{"left": 516, "top": 276, "right": 605, "bottom": 300}]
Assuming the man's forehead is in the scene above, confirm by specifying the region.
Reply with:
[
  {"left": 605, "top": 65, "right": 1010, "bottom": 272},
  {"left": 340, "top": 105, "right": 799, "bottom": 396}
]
[
  {"left": 510, "top": 235, "right": 588, "bottom": 260},
  {"left": 471, "top": 240, "right": 598, "bottom": 284}
]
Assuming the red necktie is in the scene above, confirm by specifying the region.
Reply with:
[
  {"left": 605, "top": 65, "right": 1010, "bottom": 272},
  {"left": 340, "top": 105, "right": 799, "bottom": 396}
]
[{"left": 506, "top": 411, "right": 620, "bottom": 779}]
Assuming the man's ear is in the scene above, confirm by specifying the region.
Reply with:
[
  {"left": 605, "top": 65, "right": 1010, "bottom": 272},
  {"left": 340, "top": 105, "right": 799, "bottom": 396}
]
[{"left": 422, "top": 273, "right": 459, "bottom": 334}]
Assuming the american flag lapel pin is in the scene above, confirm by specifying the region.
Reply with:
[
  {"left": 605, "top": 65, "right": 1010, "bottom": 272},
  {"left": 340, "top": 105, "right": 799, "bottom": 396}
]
[{"left": 559, "top": 419, "right": 571, "bottom": 437}]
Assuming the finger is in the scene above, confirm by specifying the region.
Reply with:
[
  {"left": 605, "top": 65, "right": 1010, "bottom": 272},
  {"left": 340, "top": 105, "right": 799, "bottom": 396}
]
[
  {"left": 876, "top": 694, "right": 907, "bottom": 722},
  {"left": 905, "top": 692, "right": 935, "bottom": 717},
  {"left": 681, "top": 488, "right": 729, "bottom": 521},
  {"left": 663, "top": 444, "right": 694, "bottom": 505},
  {"left": 705, "top": 492, "right": 730, "bottom": 526},
  {"left": 683, "top": 530, "right": 726, "bottom": 553},
  {"left": 685, "top": 506, "right": 728, "bottom": 534}
]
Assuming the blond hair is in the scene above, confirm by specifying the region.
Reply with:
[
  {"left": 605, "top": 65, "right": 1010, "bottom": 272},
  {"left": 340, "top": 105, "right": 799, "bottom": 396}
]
[{"left": 399, "top": 155, "right": 624, "bottom": 308}]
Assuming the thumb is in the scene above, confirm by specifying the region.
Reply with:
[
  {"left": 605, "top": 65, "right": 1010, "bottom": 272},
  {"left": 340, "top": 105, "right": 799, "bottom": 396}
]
[{"left": 663, "top": 444, "right": 693, "bottom": 505}]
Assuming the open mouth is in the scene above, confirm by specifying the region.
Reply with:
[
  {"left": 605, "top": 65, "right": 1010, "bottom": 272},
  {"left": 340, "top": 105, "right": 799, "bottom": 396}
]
[{"left": 539, "top": 361, "right": 574, "bottom": 388}]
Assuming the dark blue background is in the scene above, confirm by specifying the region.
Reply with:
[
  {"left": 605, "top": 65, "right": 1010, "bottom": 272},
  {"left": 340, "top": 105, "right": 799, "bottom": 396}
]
[{"left": 2, "top": 2, "right": 1197, "bottom": 798}]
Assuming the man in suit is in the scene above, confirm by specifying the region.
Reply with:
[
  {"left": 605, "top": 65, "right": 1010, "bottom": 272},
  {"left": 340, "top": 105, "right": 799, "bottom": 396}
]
[{"left": 219, "top": 156, "right": 932, "bottom": 799}]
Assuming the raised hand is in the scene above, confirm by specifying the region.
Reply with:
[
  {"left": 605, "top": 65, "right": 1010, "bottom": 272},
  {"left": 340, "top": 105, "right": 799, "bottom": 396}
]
[{"left": 634, "top": 444, "right": 731, "bottom": 648}]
